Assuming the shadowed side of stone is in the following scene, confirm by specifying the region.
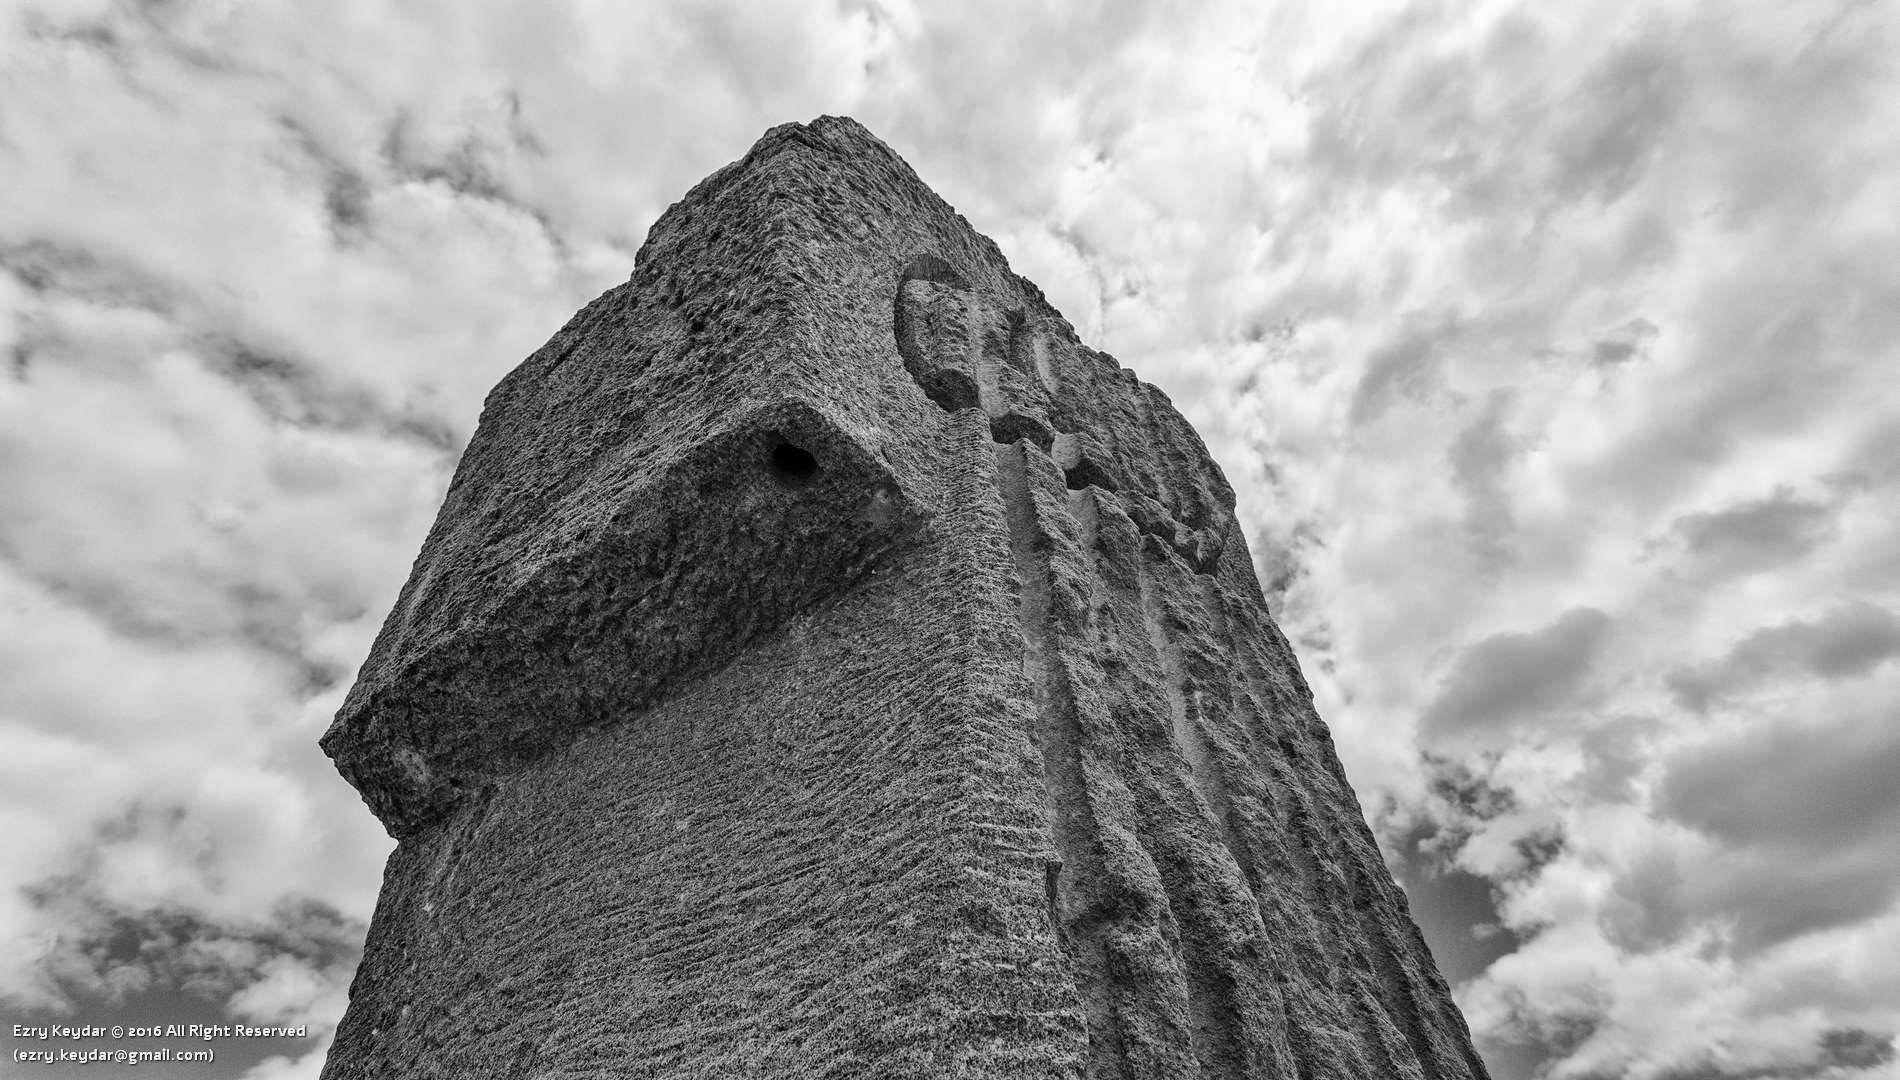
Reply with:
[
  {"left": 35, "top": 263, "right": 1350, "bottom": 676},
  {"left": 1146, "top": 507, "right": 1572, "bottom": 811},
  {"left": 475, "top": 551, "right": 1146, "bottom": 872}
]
[{"left": 320, "top": 115, "right": 1491, "bottom": 1080}]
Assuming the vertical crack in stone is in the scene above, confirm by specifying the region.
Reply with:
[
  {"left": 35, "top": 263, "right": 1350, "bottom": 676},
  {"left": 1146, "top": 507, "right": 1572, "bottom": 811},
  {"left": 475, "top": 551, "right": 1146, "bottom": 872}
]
[
  {"left": 1196, "top": 579, "right": 1369, "bottom": 1080},
  {"left": 1213, "top": 578, "right": 1436, "bottom": 1080},
  {"left": 1089, "top": 495, "right": 1313, "bottom": 1080},
  {"left": 974, "top": 296, "right": 1009, "bottom": 419},
  {"left": 1137, "top": 558, "right": 1240, "bottom": 889},
  {"left": 1132, "top": 547, "right": 1265, "bottom": 1080},
  {"left": 994, "top": 439, "right": 1131, "bottom": 1080},
  {"left": 1124, "top": 379, "right": 1179, "bottom": 517}
]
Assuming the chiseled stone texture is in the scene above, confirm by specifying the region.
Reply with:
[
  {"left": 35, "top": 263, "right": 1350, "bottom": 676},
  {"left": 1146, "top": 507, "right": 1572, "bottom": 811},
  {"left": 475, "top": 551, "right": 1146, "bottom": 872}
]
[{"left": 320, "top": 116, "right": 1492, "bottom": 1080}]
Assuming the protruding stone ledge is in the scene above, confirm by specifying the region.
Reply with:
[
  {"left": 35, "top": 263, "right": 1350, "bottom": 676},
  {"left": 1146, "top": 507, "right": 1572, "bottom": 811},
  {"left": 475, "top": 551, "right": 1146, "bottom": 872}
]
[{"left": 322, "top": 397, "right": 932, "bottom": 837}]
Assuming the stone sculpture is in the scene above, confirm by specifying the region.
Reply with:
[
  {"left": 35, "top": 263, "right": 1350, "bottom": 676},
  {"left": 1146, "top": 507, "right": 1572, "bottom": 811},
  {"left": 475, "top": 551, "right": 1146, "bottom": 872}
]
[{"left": 320, "top": 115, "right": 1491, "bottom": 1080}]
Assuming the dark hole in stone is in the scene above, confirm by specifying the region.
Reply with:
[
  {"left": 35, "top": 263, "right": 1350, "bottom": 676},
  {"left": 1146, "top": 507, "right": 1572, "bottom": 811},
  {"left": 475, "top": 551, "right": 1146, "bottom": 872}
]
[{"left": 768, "top": 441, "right": 820, "bottom": 485}]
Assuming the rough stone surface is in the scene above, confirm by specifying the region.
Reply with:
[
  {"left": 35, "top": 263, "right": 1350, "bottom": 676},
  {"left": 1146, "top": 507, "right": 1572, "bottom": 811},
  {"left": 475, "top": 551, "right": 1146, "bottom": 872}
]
[{"left": 320, "top": 116, "right": 1492, "bottom": 1080}]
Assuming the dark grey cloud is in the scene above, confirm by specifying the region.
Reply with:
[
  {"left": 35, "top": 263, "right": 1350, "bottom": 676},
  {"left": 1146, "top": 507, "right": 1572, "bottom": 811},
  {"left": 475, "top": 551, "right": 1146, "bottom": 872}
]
[
  {"left": 1673, "top": 487, "right": 1841, "bottom": 573},
  {"left": 1547, "top": 32, "right": 1688, "bottom": 207},
  {"left": 193, "top": 335, "right": 462, "bottom": 450},
  {"left": 1601, "top": 846, "right": 1691, "bottom": 952},
  {"left": 16, "top": 9, "right": 122, "bottom": 54},
  {"left": 1301, "top": 9, "right": 1689, "bottom": 221},
  {"left": 380, "top": 107, "right": 534, "bottom": 212},
  {"left": 1592, "top": 317, "right": 1658, "bottom": 367},
  {"left": 1420, "top": 607, "right": 1612, "bottom": 740},
  {"left": 276, "top": 118, "right": 374, "bottom": 239},
  {"left": 0, "top": 240, "right": 178, "bottom": 315},
  {"left": 1348, "top": 316, "right": 1456, "bottom": 426},
  {"left": 1300, "top": 12, "right": 1489, "bottom": 200},
  {"left": 1426, "top": 755, "right": 1520, "bottom": 824},
  {"left": 9, "top": 848, "right": 360, "bottom": 1077},
  {"left": 1837, "top": 419, "right": 1900, "bottom": 487},
  {"left": 22, "top": 802, "right": 363, "bottom": 970},
  {"left": 1647, "top": 1027, "right": 1896, "bottom": 1080},
  {"left": 1667, "top": 602, "right": 1900, "bottom": 709},
  {"left": 26, "top": 888, "right": 360, "bottom": 1013},
  {"left": 1575, "top": 716, "right": 1652, "bottom": 802},
  {"left": 1715, "top": 850, "right": 1900, "bottom": 953},
  {"left": 1816, "top": 1029, "right": 1896, "bottom": 1073},
  {"left": 1654, "top": 708, "right": 1900, "bottom": 948},
  {"left": 1392, "top": 820, "right": 1525, "bottom": 984},
  {"left": 1610, "top": 836, "right": 1900, "bottom": 956},
  {"left": 1449, "top": 388, "right": 1520, "bottom": 572},
  {"left": 1658, "top": 707, "right": 1900, "bottom": 853}
]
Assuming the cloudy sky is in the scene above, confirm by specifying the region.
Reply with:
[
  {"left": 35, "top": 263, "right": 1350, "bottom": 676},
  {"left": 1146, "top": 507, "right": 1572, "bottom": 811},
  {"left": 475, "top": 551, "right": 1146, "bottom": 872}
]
[{"left": 2, "top": 1, "right": 1896, "bottom": 1077}]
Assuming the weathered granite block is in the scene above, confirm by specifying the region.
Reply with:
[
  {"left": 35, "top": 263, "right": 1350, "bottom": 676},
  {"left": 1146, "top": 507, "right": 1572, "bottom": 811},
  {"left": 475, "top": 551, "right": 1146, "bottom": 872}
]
[{"left": 320, "top": 115, "right": 1491, "bottom": 1080}]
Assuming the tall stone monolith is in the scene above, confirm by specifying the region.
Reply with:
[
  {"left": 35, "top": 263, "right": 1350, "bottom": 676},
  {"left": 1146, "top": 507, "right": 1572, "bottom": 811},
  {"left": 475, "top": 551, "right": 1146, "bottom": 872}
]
[{"left": 319, "top": 115, "right": 1492, "bottom": 1080}]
